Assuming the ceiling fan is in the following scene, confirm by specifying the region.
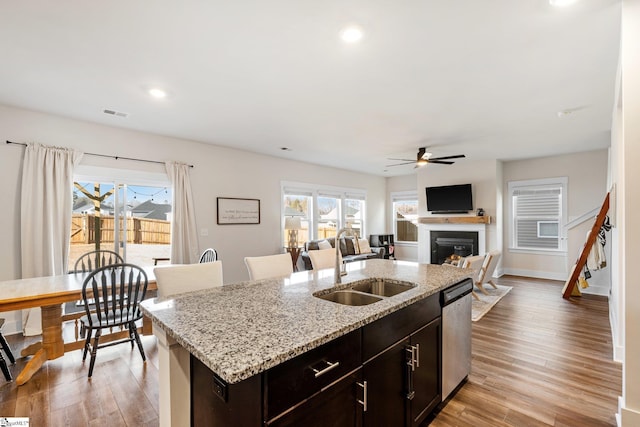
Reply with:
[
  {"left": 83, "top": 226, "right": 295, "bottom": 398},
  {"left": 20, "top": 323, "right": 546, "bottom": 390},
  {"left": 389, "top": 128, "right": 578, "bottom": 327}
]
[{"left": 386, "top": 147, "right": 466, "bottom": 168}]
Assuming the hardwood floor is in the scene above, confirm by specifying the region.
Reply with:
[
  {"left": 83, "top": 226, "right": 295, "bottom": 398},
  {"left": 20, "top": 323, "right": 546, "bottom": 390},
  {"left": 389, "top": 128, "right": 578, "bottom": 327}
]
[
  {"left": 430, "top": 275, "right": 621, "bottom": 427},
  {"left": 0, "top": 275, "right": 621, "bottom": 426}
]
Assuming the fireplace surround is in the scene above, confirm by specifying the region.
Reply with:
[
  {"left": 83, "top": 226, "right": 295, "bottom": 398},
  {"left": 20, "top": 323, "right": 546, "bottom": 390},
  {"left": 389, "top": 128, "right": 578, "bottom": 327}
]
[{"left": 417, "top": 218, "right": 487, "bottom": 264}]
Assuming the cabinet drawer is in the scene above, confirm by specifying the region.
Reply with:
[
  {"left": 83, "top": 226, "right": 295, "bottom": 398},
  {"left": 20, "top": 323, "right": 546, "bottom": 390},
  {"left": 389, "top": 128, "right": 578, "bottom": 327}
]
[
  {"left": 265, "top": 329, "right": 362, "bottom": 421},
  {"left": 362, "top": 293, "right": 440, "bottom": 361}
]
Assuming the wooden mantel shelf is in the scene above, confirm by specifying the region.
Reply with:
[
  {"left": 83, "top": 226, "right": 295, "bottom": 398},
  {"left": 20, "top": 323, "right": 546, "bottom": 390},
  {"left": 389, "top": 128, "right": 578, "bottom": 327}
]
[{"left": 418, "top": 216, "right": 491, "bottom": 225}]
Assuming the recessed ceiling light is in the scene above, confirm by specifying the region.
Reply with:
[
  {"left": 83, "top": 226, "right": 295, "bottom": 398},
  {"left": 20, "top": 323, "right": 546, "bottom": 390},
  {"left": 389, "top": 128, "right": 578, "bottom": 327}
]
[
  {"left": 340, "top": 26, "right": 364, "bottom": 44},
  {"left": 148, "top": 88, "right": 167, "bottom": 99},
  {"left": 549, "top": 0, "right": 579, "bottom": 7}
]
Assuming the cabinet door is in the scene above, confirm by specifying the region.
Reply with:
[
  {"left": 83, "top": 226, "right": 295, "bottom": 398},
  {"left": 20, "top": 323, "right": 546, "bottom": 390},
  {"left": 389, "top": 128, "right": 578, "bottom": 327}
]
[
  {"left": 363, "top": 338, "right": 409, "bottom": 427},
  {"left": 408, "top": 318, "right": 441, "bottom": 427},
  {"left": 267, "top": 369, "right": 363, "bottom": 427}
]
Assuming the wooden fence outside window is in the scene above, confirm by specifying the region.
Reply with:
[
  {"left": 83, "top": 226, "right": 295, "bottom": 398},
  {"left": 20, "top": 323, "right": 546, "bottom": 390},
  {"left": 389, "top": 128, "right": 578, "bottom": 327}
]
[{"left": 71, "top": 214, "right": 170, "bottom": 245}]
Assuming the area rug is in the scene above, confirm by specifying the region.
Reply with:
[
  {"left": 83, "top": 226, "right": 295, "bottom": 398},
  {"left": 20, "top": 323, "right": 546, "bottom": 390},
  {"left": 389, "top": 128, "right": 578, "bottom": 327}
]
[{"left": 472, "top": 284, "right": 512, "bottom": 322}]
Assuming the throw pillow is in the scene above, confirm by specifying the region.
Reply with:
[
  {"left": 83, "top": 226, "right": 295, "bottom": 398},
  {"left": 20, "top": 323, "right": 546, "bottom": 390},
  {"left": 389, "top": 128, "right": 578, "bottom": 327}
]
[
  {"left": 344, "top": 237, "right": 356, "bottom": 255},
  {"left": 353, "top": 237, "right": 361, "bottom": 254},
  {"left": 358, "top": 238, "right": 371, "bottom": 254},
  {"left": 317, "top": 239, "right": 332, "bottom": 250}
]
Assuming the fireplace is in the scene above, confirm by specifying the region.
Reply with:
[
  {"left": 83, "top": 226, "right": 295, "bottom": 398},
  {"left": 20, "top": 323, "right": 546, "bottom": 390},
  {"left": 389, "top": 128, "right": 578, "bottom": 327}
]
[
  {"left": 417, "top": 218, "right": 487, "bottom": 264},
  {"left": 430, "top": 231, "right": 479, "bottom": 265}
]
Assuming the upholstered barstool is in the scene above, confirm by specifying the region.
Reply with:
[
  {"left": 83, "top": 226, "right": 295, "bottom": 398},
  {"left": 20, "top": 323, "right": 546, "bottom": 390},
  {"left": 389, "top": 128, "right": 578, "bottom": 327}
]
[{"left": 244, "top": 253, "right": 294, "bottom": 280}]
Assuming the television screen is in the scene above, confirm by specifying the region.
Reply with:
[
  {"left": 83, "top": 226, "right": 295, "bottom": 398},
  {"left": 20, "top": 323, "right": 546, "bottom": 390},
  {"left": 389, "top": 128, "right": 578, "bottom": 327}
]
[{"left": 426, "top": 184, "right": 473, "bottom": 213}]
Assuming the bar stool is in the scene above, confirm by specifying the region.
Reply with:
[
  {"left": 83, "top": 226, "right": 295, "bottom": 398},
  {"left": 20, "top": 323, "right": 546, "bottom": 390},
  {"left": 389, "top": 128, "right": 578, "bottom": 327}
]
[{"left": 0, "top": 318, "right": 16, "bottom": 381}]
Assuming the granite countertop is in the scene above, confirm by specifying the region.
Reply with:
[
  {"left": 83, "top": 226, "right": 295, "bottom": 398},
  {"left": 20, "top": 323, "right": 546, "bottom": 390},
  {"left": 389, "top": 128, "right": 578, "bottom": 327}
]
[{"left": 140, "top": 259, "right": 472, "bottom": 384}]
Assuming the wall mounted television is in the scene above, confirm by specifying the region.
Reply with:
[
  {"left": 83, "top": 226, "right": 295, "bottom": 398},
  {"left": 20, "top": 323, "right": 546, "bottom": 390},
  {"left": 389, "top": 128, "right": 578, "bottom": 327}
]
[{"left": 425, "top": 183, "right": 473, "bottom": 214}]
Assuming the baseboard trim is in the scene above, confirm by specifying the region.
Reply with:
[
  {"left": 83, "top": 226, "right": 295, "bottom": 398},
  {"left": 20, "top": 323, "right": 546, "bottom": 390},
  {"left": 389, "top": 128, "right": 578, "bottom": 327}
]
[
  {"left": 618, "top": 397, "right": 640, "bottom": 426},
  {"left": 502, "top": 268, "right": 566, "bottom": 281}
]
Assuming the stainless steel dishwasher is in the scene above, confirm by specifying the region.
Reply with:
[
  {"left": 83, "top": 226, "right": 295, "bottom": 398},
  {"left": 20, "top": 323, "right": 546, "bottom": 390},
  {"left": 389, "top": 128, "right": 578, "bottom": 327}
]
[{"left": 441, "top": 279, "right": 473, "bottom": 401}]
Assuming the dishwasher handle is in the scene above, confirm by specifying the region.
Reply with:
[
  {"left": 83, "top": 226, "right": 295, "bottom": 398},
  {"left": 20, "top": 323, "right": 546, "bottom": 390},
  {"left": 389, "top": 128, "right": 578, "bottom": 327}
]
[{"left": 442, "top": 279, "right": 473, "bottom": 306}]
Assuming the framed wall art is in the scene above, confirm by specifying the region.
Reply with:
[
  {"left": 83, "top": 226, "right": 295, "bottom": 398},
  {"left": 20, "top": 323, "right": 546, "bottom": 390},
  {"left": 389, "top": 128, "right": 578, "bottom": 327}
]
[{"left": 217, "top": 197, "right": 261, "bottom": 225}]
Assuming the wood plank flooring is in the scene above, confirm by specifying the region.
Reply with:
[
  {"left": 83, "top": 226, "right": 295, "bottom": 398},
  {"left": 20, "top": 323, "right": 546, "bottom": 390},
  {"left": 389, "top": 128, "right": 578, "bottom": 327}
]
[{"left": 0, "top": 275, "right": 621, "bottom": 426}]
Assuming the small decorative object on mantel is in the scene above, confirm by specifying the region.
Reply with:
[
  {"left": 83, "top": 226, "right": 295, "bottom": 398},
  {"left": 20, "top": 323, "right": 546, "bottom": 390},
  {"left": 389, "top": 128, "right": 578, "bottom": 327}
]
[
  {"left": 217, "top": 197, "right": 260, "bottom": 225},
  {"left": 476, "top": 208, "right": 485, "bottom": 217}
]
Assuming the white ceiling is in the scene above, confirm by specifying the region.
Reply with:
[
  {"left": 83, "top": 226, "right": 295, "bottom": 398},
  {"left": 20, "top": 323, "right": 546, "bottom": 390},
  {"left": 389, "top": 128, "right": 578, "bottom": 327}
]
[{"left": 0, "top": 0, "right": 621, "bottom": 176}]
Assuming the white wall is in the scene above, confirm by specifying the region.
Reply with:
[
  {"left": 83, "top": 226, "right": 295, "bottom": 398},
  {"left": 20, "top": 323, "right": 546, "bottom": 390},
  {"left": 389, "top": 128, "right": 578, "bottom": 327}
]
[
  {"left": 416, "top": 158, "right": 501, "bottom": 257},
  {"left": 0, "top": 104, "right": 386, "bottom": 332},
  {"left": 501, "top": 150, "right": 609, "bottom": 285},
  {"left": 618, "top": 1, "right": 640, "bottom": 424}
]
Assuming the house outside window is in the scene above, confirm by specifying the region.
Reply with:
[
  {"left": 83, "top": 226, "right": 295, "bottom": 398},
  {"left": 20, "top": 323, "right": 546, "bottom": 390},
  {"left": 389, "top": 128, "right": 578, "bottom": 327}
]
[
  {"left": 508, "top": 177, "right": 567, "bottom": 253},
  {"left": 391, "top": 191, "right": 418, "bottom": 243}
]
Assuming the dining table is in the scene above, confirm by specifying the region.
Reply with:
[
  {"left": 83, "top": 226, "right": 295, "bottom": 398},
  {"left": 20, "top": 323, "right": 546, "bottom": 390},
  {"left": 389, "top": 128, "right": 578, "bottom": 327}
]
[{"left": 0, "top": 266, "right": 157, "bottom": 385}]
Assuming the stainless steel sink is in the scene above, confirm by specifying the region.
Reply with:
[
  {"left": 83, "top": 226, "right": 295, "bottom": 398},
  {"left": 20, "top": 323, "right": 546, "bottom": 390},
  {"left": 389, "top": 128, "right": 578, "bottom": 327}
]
[
  {"left": 350, "top": 279, "right": 416, "bottom": 297},
  {"left": 315, "top": 290, "right": 383, "bottom": 306},
  {"left": 314, "top": 278, "right": 416, "bottom": 306}
]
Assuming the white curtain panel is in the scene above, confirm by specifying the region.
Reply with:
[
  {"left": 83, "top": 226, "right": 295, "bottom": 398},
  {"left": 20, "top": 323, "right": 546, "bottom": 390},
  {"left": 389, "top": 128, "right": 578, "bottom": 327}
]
[
  {"left": 165, "top": 161, "right": 199, "bottom": 264},
  {"left": 21, "top": 143, "right": 83, "bottom": 336}
]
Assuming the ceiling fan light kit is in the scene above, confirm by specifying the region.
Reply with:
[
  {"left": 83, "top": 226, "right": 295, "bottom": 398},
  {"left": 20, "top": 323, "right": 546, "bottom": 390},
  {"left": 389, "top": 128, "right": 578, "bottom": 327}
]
[{"left": 386, "top": 147, "right": 466, "bottom": 168}]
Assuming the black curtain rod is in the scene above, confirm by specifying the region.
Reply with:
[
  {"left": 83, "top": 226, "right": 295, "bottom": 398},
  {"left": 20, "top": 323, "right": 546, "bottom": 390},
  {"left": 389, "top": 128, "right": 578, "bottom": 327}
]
[{"left": 5, "top": 140, "right": 194, "bottom": 168}]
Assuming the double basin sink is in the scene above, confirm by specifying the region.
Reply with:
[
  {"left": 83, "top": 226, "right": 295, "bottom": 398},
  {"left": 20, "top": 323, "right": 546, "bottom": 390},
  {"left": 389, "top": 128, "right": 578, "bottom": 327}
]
[{"left": 314, "top": 278, "right": 416, "bottom": 306}]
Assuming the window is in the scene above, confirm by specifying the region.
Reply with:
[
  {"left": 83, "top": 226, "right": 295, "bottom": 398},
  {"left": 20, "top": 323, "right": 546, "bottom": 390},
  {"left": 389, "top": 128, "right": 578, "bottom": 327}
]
[
  {"left": 70, "top": 167, "right": 172, "bottom": 269},
  {"left": 508, "top": 178, "right": 567, "bottom": 252},
  {"left": 391, "top": 191, "right": 418, "bottom": 243},
  {"left": 317, "top": 194, "right": 340, "bottom": 239},
  {"left": 283, "top": 193, "right": 311, "bottom": 244},
  {"left": 282, "top": 182, "right": 367, "bottom": 246},
  {"left": 345, "top": 197, "right": 365, "bottom": 238}
]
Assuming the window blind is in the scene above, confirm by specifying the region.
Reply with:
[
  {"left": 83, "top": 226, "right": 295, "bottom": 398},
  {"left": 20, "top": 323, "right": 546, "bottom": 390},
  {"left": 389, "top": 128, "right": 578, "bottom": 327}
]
[{"left": 513, "top": 187, "right": 561, "bottom": 249}]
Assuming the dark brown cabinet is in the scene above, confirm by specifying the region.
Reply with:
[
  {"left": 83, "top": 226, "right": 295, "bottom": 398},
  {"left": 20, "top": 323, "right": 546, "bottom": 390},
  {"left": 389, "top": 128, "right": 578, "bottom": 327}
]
[
  {"left": 407, "top": 318, "right": 441, "bottom": 427},
  {"left": 267, "top": 368, "right": 364, "bottom": 427},
  {"left": 362, "top": 338, "right": 410, "bottom": 427},
  {"left": 192, "top": 291, "right": 448, "bottom": 427}
]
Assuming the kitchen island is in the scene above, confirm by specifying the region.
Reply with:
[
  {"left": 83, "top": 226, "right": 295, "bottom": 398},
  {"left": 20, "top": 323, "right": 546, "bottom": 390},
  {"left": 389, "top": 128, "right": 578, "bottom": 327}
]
[{"left": 140, "top": 259, "right": 472, "bottom": 427}]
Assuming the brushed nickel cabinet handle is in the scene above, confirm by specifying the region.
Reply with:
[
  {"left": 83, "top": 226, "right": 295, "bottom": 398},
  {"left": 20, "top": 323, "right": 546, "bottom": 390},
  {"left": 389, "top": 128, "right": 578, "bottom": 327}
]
[
  {"left": 357, "top": 380, "right": 368, "bottom": 412},
  {"left": 312, "top": 360, "right": 340, "bottom": 378},
  {"left": 414, "top": 344, "right": 420, "bottom": 368}
]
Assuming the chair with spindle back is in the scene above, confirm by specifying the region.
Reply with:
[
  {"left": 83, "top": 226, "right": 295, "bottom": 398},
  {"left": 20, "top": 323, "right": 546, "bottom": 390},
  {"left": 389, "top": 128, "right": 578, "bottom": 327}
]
[
  {"left": 73, "top": 249, "right": 124, "bottom": 273},
  {"left": 0, "top": 318, "right": 16, "bottom": 381},
  {"left": 80, "top": 263, "right": 148, "bottom": 378},
  {"left": 199, "top": 248, "right": 218, "bottom": 263},
  {"left": 67, "top": 250, "right": 126, "bottom": 338}
]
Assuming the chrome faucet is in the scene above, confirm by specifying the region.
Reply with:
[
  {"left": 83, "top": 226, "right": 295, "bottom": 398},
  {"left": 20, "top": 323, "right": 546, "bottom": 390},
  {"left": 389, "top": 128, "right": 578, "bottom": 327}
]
[{"left": 334, "top": 226, "right": 356, "bottom": 284}]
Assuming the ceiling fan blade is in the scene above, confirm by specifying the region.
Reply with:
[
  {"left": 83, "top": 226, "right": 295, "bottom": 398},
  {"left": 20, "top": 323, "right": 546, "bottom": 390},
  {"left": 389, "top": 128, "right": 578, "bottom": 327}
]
[
  {"left": 386, "top": 161, "right": 417, "bottom": 167},
  {"left": 386, "top": 158, "right": 415, "bottom": 162},
  {"left": 427, "top": 154, "right": 466, "bottom": 161},
  {"left": 426, "top": 160, "right": 455, "bottom": 165}
]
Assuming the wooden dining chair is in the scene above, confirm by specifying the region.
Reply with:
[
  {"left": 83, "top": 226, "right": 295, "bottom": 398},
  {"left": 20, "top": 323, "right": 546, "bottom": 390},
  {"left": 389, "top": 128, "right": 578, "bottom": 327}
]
[
  {"left": 459, "top": 255, "right": 485, "bottom": 301},
  {"left": 244, "top": 253, "right": 293, "bottom": 280},
  {"left": 154, "top": 261, "right": 223, "bottom": 299},
  {"left": 476, "top": 250, "right": 501, "bottom": 295},
  {"left": 80, "top": 263, "right": 148, "bottom": 378},
  {"left": 0, "top": 318, "right": 16, "bottom": 381},
  {"left": 72, "top": 249, "right": 124, "bottom": 273},
  {"left": 199, "top": 248, "right": 218, "bottom": 263}
]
